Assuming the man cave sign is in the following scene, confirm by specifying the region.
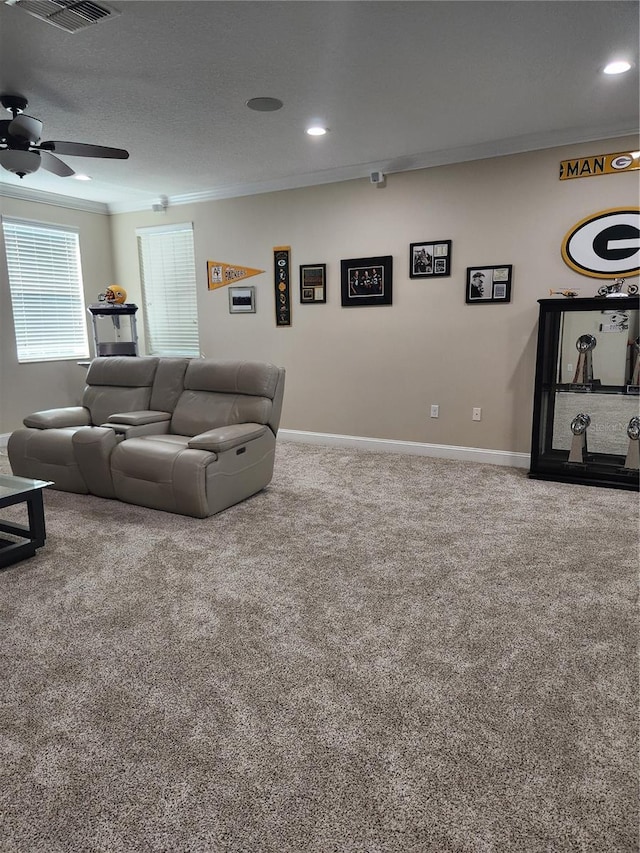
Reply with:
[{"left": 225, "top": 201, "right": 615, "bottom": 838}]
[{"left": 561, "top": 207, "right": 640, "bottom": 279}]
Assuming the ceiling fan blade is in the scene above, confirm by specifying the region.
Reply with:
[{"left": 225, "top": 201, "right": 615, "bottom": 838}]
[
  {"left": 40, "top": 141, "right": 129, "bottom": 159},
  {"left": 40, "top": 150, "right": 75, "bottom": 177},
  {"left": 9, "top": 115, "right": 43, "bottom": 144}
]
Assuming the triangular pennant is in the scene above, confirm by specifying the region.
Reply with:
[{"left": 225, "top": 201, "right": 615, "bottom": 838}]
[{"left": 207, "top": 260, "right": 265, "bottom": 290}]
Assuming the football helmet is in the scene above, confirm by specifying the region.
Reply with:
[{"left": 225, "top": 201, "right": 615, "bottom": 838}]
[{"left": 102, "top": 285, "right": 127, "bottom": 304}]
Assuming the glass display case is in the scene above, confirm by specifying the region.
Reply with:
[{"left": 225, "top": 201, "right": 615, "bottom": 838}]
[{"left": 529, "top": 295, "right": 639, "bottom": 491}]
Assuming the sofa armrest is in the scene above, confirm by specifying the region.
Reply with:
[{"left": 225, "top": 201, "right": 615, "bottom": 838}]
[
  {"left": 106, "top": 410, "right": 172, "bottom": 426},
  {"left": 23, "top": 407, "right": 91, "bottom": 429},
  {"left": 103, "top": 410, "right": 172, "bottom": 438},
  {"left": 188, "top": 423, "right": 268, "bottom": 453}
]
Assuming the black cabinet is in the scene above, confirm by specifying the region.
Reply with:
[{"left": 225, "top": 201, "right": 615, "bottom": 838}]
[{"left": 529, "top": 296, "right": 639, "bottom": 491}]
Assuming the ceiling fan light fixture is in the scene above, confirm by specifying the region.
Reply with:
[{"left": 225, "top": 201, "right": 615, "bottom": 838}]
[
  {"left": 0, "top": 147, "right": 41, "bottom": 177},
  {"left": 73, "top": 172, "right": 92, "bottom": 180},
  {"left": 8, "top": 113, "right": 43, "bottom": 144},
  {"left": 306, "top": 126, "right": 328, "bottom": 137}
]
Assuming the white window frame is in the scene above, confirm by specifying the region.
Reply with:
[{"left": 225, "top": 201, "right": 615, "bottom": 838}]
[
  {"left": 136, "top": 222, "right": 200, "bottom": 357},
  {"left": 2, "top": 216, "right": 90, "bottom": 363}
]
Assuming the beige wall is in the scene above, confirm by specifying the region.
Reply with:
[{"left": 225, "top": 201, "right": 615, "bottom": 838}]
[
  {"left": 110, "top": 135, "right": 639, "bottom": 453},
  {"left": 2, "top": 136, "right": 638, "bottom": 452},
  {"left": 0, "top": 198, "right": 114, "bottom": 433}
]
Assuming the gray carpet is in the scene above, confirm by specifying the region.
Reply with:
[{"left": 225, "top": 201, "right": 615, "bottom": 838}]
[{"left": 0, "top": 443, "right": 638, "bottom": 853}]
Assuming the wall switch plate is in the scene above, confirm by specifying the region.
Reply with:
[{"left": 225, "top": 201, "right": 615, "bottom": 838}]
[
  {"left": 472, "top": 407, "right": 482, "bottom": 421},
  {"left": 430, "top": 404, "right": 439, "bottom": 418}
]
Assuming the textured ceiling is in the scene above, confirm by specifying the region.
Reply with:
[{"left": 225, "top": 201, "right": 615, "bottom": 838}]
[{"left": 0, "top": 0, "right": 638, "bottom": 211}]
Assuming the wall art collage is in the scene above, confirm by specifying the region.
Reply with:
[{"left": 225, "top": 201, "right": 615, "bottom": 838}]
[{"left": 208, "top": 240, "right": 514, "bottom": 323}]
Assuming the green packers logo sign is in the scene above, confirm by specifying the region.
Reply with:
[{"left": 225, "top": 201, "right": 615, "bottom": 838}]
[{"left": 561, "top": 207, "right": 640, "bottom": 279}]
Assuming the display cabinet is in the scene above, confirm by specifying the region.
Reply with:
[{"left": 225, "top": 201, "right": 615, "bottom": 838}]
[{"left": 529, "top": 295, "right": 639, "bottom": 491}]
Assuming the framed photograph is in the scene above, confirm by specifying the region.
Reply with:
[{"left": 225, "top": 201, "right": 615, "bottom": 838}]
[
  {"left": 228, "top": 285, "right": 256, "bottom": 313},
  {"left": 300, "top": 264, "right": 326, "bottom": 303},
  {"left": 466, "top": 265, "right": 513, "bottom": 304},
  {"left": 409, "top": 240, "right": 452, "bottom": 278},
  {"left": 341, "top": 255, "right": 393, "bottom": 307}
]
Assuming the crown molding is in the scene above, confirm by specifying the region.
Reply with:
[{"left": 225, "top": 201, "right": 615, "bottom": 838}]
[
  {"left": 0, "top": 182, "right": 110, "bottom": 214},
  {"left": 2, "top": 122, "right": 637, "bottom": 216},
  {"left": 108, "top": 121, "right": 639, "bottom": 214}
]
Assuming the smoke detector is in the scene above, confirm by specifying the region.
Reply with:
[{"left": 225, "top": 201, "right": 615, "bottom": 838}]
[{"left": 4, "top": 0, "right": 121, "bottom": 34}]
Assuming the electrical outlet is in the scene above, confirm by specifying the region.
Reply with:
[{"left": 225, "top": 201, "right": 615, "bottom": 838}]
[
  {"left": 472, "top": 407, "right": 482, "bottom": 421},
  {"left": 430, "top": 404, "right": 439, "bottom": 418}
]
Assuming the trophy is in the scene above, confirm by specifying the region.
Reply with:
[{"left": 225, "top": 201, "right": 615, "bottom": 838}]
[
  {"left": 572, "top": 334, "right": 596, "bottom": 385},
  {"left": 624, "top": 416, "right": 640, "bottom": 470},
  {"left": 596, "top": 278, "right": 639, "bottom": 297},
  {"left": 630, "top": 336, "right": 640, "bottom": 387},
  {"left": 568, "top": 413, "right": 591, "bottom": 463}
]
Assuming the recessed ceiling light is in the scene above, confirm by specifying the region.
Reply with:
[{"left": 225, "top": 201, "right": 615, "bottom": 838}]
[
  {"left": 246, "top": 97, "right": 283, "bottom": 112},
  {"left": 306, "top": 126, "right": 328, "bottom": 137},
  {"left": 73, "top": 173, "right": 92, "bottom": 181},
  {"left": 603, "top": 60, "right": 632, "bottom": 75}
]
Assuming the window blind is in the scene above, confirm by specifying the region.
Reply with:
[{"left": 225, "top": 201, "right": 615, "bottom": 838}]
[
  {"left": 136, "top": 222, "right": 200, "bottom": 357},
  {"left": 2, "top": 217, "right": 90, "bottom": 363}
]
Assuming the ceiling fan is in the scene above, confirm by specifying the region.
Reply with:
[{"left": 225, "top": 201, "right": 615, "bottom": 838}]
[{"left": 0, "top": 94, "right": 129, "bottom": 179}]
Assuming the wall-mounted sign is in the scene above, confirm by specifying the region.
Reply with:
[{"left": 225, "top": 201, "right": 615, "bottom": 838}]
[
  {"left": 207, "top": 260, "right": 264, "bottom": 290},
  {"left": 273, "top": 246, "right": 292, "bottom": 326},
  {"left": 561, "top": 207, "right": 640, "bottom": 278},
  {"left": 559, "top": 150, "right": 640, "bottom": 180}
]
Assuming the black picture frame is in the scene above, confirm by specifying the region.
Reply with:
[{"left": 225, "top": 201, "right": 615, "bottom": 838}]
[
  {"left": 466, "top": 265, "right": 513, "bottom": 304},
  {"left": 341, "top": 255, "right": 393, "bottom": 307},
  {"left": 299, "top": 264, "right": 327, "bottom": 303},
  {"left": 409, "top": 240, "right": 452, "bottom": 278}
]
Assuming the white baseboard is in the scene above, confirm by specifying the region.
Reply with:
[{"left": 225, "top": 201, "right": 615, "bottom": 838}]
[
  {"left": 0, "top": 428, "right": 531, "bottom": 468},
  {"left": 278, "top": 429, "right": 530, "bottom": 469}
]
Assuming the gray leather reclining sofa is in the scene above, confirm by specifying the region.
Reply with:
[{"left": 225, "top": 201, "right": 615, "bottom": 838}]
[{"left": 8, "top": 357, "right": 286, "bottom": 517}]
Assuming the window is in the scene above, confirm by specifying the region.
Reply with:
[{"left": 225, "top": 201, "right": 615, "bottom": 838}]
[
  {"left": 136, "top": 222, "right": 199, "bottom": 357},
  {"left": 2, "top": 217, "right": 90, "bottom": 363}
]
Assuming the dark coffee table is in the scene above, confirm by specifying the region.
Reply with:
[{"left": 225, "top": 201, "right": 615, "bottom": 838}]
[{"left": 0, "top": 474, "right": 53, "bottom": 568}]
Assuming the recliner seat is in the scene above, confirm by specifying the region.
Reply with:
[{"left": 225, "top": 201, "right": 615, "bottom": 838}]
[
  {"left": 109, "top": 360, "right": 285, "bottom": 517},
  {"left": 8, "top": 357, "right": 160, "bottom": 493}
]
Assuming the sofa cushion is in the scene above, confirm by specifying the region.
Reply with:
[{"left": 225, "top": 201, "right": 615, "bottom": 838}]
[
  {"left": 111, "top": 436, "right": 191, "bottom": 483},
  {"left": 171, "top": 390, "right": 271, "bottom": 437},
  {"left": 149, "top": 358, "right": 190, "bottom": 413},
  {"left": 84, "top": 386, "right": 155, "bottom": 427},
  {"left": 86, "top": 356, "right": 158, "bottom": 387},
  {"left": 183, "top": 359, "right": 281, "bottom": 398},
  {"left": 83, "top": 356, "right": 160, "bottom": 426},
  {"left": 137, "top": 435, "right": 191, "bottom": 447}
]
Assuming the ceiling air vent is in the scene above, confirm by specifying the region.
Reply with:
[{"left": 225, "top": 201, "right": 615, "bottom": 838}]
[{"left": 5, "top": 0, "right": 120, "bottom": 33}]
